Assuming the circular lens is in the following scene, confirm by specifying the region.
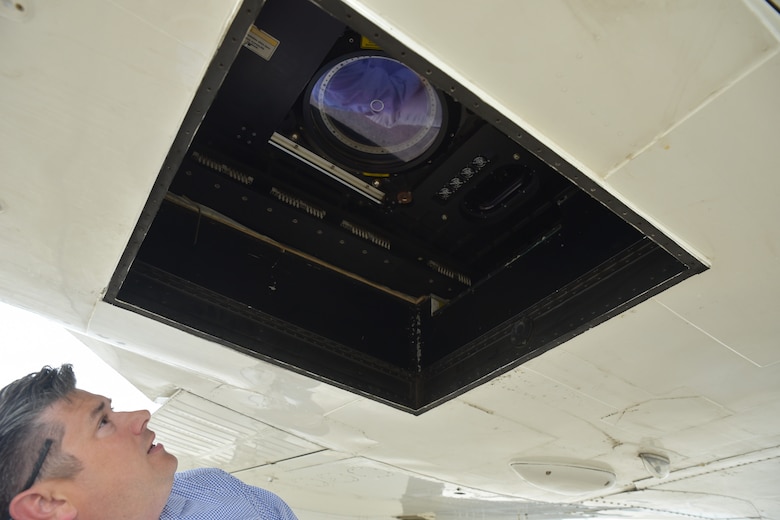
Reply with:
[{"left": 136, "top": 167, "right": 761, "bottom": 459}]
[{"left": 306, "top": 54, "right": 446, "bottom": 172}]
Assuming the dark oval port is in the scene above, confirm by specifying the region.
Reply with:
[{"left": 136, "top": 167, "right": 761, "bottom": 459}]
[{"left": 462, "top": 164, "right": 539, "bottom": 219}]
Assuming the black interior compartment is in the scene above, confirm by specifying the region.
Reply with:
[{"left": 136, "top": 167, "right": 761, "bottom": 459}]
[{"left": 108, "top": 0, "right": 706, "bottom": 413}]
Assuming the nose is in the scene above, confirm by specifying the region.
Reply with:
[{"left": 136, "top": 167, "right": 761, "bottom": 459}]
[{"left": 125, "top": 409, "right": 152, "bottom": 435}]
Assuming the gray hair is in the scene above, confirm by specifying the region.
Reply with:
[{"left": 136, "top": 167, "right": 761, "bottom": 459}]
[{"left": 0, "top": 365, "right": 84, "bottom": 519}]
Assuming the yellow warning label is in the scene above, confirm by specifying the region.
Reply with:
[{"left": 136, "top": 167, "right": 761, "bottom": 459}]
[
  {"left": 244, "top": 26, "right": 280, "bottom": 61},
  {"left": 360, "top": 36, "right": 382, "bottom": 50}
]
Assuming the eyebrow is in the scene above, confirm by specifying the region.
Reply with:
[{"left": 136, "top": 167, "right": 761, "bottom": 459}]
[{"left": 89, "top": 398, "right": 112, "bottom": 422}]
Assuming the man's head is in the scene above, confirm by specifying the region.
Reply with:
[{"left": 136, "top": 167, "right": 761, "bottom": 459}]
[{"left": 0, "top": 365, "right": 178, "bottom": 520}]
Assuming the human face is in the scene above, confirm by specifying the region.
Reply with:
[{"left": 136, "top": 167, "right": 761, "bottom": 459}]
[{"left": 43, "top": 389, "right": 178, "bottom": 520}]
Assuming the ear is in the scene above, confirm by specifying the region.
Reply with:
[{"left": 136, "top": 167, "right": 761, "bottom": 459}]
[{"left": 8, "top": 488, "right": 77, "bottom": 520}]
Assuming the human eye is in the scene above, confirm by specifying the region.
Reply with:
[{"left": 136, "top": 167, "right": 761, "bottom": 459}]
[{"left": 97, "top": 402, "right": 115, "bottom": 429}]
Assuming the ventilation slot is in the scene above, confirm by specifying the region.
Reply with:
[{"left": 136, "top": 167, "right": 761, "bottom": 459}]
[
  {"left": 271, "top": 187, "right": 326, "bottom": 219},
  {"left": 340, "top": 220, "right": 391, "bottom": 250},
  {"left": 426, "top": 260, "right": 471, "bottom": 286},
  {"left": 192, "top": 151, "right": 254, "bottom": 185}
]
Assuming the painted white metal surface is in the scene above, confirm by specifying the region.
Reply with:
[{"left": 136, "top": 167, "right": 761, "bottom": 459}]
[{"left": 2, "top": 0, "right": 779, "bottom": 519}]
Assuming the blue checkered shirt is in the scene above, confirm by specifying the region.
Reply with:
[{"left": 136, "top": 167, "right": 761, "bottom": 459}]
[{"left": 160, "top": 468, "right": 299, "bottom": 520}]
